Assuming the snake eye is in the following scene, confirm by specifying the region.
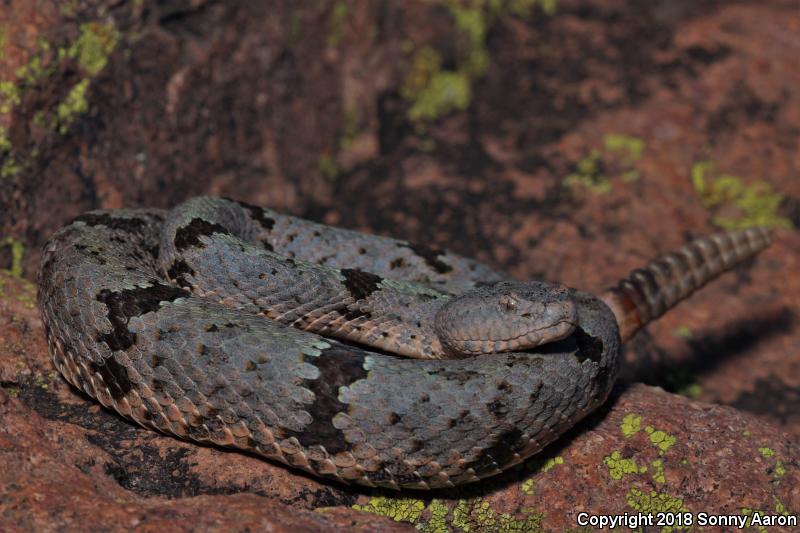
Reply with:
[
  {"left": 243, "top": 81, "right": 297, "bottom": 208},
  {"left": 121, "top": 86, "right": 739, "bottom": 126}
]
[{"left": 499, "top": 294, "right": 518, "bottom": 312}]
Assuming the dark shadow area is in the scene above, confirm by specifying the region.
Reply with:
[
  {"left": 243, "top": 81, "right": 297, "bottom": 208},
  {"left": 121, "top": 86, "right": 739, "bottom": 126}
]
[
  {"left": 620, "top": 306, "right": 794, "bottom": 390},
  {"left": 732, "top": 376, "right": 800, "bottom": 426},
  {"left": 15, "top": 380, "right": 360, "bottom": 508}
]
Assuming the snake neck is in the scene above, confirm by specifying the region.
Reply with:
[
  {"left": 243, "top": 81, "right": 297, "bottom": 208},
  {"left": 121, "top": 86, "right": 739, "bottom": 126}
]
[{"left": 601, "top": 227, "right": 772, "bottom": 342}]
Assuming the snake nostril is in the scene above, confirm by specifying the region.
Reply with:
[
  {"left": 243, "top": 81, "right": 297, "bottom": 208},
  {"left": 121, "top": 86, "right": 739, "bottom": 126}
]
[{"left": 521, "top": 312, "right": 531, "bottom": 318}]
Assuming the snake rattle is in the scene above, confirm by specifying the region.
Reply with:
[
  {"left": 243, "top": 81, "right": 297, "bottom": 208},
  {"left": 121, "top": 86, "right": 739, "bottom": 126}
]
[{"left": 38, "top": 196, "right": 772, "bottom": 489}]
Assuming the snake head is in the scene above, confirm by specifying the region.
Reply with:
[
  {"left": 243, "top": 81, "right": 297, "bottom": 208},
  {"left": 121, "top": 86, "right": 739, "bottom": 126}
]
[{"left": 434, "top": 281, "right": 578, "bottom": 356}]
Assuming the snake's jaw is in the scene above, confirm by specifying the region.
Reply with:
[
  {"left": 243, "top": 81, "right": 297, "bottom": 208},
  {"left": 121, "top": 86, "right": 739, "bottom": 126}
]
[
  {"left": 511, "top": 300, "right": 578, "bottom": 349},
  {"left": 528, "top": 314, "right": 577, "bottom": 346}
]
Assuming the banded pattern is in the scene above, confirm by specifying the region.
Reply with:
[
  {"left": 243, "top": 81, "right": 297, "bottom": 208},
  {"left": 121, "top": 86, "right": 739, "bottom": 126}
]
[{"left": 603, "top": 228, "right": 772, "bottom": 341}]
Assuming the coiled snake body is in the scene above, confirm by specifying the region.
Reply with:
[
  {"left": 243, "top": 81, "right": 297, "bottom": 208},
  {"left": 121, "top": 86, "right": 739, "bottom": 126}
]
[{"left": 37, "top": 197, "right": 771, "bottom": 489}]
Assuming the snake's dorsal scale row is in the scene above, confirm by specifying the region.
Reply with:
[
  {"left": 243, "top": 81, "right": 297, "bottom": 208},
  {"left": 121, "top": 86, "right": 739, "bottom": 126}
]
[
  {"left": 38, "top": 200, "right": 620, "bottom": 489},
  {"left": 221, "top": 196, "right": 505, "bottom": 291},
  {"left": 159, "top": 197, "right": 456, "bottom": 358},
  {"left": 156, "top": 197, "right": 576, "bottom": 359}
]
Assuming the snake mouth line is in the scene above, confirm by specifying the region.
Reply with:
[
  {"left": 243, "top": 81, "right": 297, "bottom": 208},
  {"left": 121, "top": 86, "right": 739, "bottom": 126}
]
[{"left": 454, "top": 319, "right": 578, "bottom": 345}]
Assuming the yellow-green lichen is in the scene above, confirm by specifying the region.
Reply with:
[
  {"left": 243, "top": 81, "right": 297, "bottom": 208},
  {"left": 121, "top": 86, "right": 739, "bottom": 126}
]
[
  {"left": 452, "top": 498, "right": 544, "bottom": 533},
  {"left": 399, "top": 0, "right": 504, "bottom": 123},
  {"left": 663, "top": 366, "right": 704, "bottom": 400},
  {"left": 0, "top": 237, "right": 25, "bottom": 278},
  {"left": 676, "top": 383, "right": 703, "bottom": 399},
  {"left": 651, "top": 459, "right": 666, "bottom": 483},
  {"left": 327, "top": 2, "right": 349, "bottom": 48},
  {"left": 626, "top": 489, "right": 689, "bottom": 533},
  {"left": 604, "top": 450, "right": 647, "bottom": 480},
  {"left": 645, "top": 426, "right": 676, "bottom": 455},
  {"left": 445, "top": 2, "right": 489, "bottom": 76},
  {"left": 564, "top": 133, "right": 646, "bottom": 193},
  {"left": 0, "top": 81, "right": 21, "bottom": 114},
  {"left": 541, "top": 455, "right": 564, "bottom": 472},
  {"left": 48, "top": 22, "right": 119, "bottom": 134},
  {"left": 352, "top": 495, "right": 426, "bottom": 523},
  {"left": 0, "top": 127, "right": 11, "bottom": 152},
  {"left": 1, "top": 125, "right": 16, "bottom": 178},
  {"left": 758, "top": 447, "right": 774, "bottom": 458},
  {"left": 673, "top": 325, "right": 693, "bottom": 339},
  {"left": 353, "top": 495, "right": 544, "bottom": 532},
  {"left": 604, "top": 133, "right": 645, "bottom": 164},
  {"left": 401, "top": 47, "right": 442, "bottom": 101},
  {"left": 621, "top": 413, "right": 642, "bottom": 438},
  {"left": 740, "top": 508, "right": 769, "bottom": 533},
  {"left": 525, "top": 453, "right": 564, "bottom": 477},
  {"left": 757, "top": 446, "right": 787, "bottom": 484},
  {"left": 521, "top": 477, "right": 535, "bottom": 495},
  {"left": 318, "top": 154, "right": 339, "bottom": 178},
  {"left": 55, "top": 79, "right": 90, "bottom": 134},
  {"left": 0, "top": 154, "right": 20, "bottom": 179},
  {"left": 400, "top": 0, "right": 557, "bottom": 124},
  {"left": 691, "top": 161, "right": 792, "bottom": 230},
  {"left": 15, "top": 54, "right": 47, "bottom": 85},
  {"left": 421, "top": 499, "right": 451, "bottom": 533},
  {"left": 66, "top": 22, "right": 120, "bottom": 76},
  {"left": 1, "top": 20, "right": 119, "bottom": 149},
  {"left": 33, "top": 373, "right": 49, "bottom": 390},
  {"left": 563, "top": 150, "right": 611, "bottom": 194},
  {"left": 401, "top": 45, "right": 472, "bottom": 123},
  {"left": 773, "top": 460, "right": 786, "bottom": 483},
  {"left": 408, "top": 70, "right": 471, "bottom": 123},
  {"left": 774, "top": 497, "right": 790, "bottom": 516}
]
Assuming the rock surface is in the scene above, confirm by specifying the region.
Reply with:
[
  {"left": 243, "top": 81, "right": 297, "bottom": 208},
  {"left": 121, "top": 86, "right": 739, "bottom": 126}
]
[
  {"left": 0, "top": 0, "right": 799, "bottom": 531},
  {"left": 1, "top": 272, "right": 798, "bottom": 532}
]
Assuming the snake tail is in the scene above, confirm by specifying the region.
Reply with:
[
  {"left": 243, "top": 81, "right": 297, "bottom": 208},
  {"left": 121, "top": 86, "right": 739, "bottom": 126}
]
[{"left": 601, "top": 227, "right": 772, "bottom": 341}]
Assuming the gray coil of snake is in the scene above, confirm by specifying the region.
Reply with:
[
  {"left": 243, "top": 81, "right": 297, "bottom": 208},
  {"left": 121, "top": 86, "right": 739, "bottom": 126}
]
[{"left": 37, "top": 196, "right": 772, "bottom": 490}]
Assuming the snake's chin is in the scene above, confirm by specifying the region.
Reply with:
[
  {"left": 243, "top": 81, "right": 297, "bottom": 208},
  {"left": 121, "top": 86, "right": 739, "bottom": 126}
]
[
  {"left": 520, "top": 323, "right": 586, "bottom": 356},
  {"left": 527, "top": 319, "right": 577, "bottom": 347}
]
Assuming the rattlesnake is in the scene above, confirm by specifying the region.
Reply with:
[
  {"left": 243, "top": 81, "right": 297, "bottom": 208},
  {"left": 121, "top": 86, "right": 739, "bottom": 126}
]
[{"left": 37, "top": 196, "right": 771, "bottom": 489}]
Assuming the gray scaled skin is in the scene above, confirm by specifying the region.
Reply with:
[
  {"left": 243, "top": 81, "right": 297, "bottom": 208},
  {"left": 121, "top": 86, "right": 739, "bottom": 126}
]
[
  {"left": 157, "top": 197, "right": 577, "bottom": 358},
  {"left": 37, "top": 199, "right": 619, "bottom": 490}
]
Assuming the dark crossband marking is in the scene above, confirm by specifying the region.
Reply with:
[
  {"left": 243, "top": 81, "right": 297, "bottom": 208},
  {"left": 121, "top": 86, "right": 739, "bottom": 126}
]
[
  {"left": 96, "top": 283, "right": 187, "bottom": 351},
  {"left": 174, "top": 218, "right": 230, "bottom": 250},
  {"left": 340, "top": 268, "right": 383, "bottom": 301},
  {"left": 74, "top": 213, "right": 147, "bottom": 234},
  {"left": 398, "top": 243, "right": 453, "bottom": 274},
  {"left": 284, "top": 345, "right": 368, "bottom": 455}
]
